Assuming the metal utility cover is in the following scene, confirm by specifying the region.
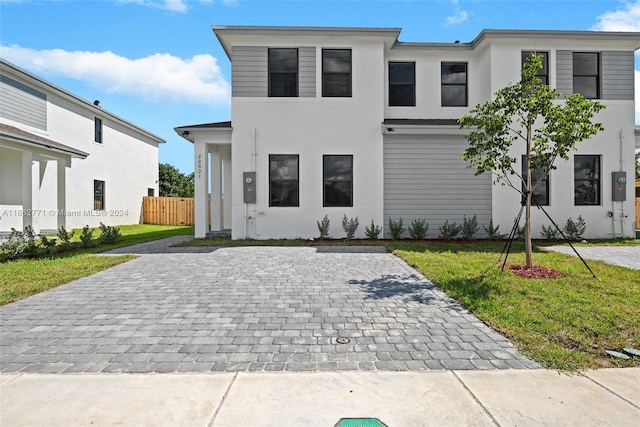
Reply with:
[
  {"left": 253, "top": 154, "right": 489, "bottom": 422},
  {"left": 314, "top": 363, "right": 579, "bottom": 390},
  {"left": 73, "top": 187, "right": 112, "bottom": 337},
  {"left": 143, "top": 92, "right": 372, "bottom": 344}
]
[{"left": 334, "top": 418, "right": 388, "bottom": 427}]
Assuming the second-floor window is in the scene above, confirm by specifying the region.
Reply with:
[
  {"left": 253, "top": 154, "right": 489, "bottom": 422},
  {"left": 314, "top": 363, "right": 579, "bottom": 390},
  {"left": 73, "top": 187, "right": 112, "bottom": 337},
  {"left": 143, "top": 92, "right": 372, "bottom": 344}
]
[
  {"left": 521, "top": 51, "right": 549, "bottom": 85},
  {"left": 389, "top": 62, "right": 415, "bottom": 106},
  {"left": 269, "top": 48, "right": 298, "bottom": 97},
  {"left": 573, "top": 52, "right": 599, "bottom": 99},
  {"left": 94, "top": 117, "right": 102, "bottom": 143},
  {"left": 441, "top": 62, "right": 467, "bottom": 107},
  {"left": 322, "top": 49, "right": 352, "bottom": 97}
]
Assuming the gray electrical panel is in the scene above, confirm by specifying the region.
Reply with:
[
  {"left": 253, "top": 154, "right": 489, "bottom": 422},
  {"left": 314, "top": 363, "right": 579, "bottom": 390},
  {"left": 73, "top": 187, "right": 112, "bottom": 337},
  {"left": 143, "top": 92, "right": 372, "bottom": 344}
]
[
  {"left": 611, "top": 171, "right": 626, "bottom": 202},
  {"left": 243, "top": 172, "right": 256, "bottom": 203}
]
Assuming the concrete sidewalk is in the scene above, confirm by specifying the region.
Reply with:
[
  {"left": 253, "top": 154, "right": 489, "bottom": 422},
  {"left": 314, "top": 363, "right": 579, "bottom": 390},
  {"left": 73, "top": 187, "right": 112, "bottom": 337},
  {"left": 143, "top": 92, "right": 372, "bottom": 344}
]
[{"left": 2, "top": 369, "right": 638, "bottom": 426}]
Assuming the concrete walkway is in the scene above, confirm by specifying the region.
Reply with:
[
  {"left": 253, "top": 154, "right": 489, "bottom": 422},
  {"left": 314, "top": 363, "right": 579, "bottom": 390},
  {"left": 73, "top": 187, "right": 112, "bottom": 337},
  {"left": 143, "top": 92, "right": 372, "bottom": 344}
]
[
  {"left": 544, "top": 244, "right": 640, "bottom": 270},
  {"left": 2, "top": 369, "right": 639, "bottom": 426}
]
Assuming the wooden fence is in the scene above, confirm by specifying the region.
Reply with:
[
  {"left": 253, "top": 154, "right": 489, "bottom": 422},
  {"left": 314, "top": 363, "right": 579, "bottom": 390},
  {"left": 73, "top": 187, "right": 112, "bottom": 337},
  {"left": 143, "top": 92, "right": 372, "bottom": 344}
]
[{"left": 142, "top": 197, "right": 194, "bottom": 226}]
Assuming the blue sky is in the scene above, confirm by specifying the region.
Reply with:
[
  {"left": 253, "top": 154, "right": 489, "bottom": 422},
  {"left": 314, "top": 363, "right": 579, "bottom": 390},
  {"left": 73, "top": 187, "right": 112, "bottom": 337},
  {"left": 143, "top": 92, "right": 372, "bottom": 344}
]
[{"left": 1, "top": 0, "right": 639, "bottom": 174}]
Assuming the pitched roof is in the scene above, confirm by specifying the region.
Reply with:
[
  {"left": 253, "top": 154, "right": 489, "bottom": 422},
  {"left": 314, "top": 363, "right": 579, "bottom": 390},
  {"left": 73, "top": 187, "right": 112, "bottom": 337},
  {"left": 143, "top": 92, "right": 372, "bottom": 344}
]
[{"left": 0, "top": 123, "right": 89, "bottom": 158}]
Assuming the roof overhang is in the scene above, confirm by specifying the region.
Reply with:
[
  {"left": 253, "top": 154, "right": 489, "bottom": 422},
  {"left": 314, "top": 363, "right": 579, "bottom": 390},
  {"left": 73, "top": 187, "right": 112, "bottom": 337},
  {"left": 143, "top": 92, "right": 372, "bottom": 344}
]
[
  {"left": 635, "top": 126, "right": 640, "bottom": 150},
  {"left": 174, "top": 121, "right": 232, "bottom": 144},
  {"left": 0, "top": 123, "right": 89, "bottom": 158}
]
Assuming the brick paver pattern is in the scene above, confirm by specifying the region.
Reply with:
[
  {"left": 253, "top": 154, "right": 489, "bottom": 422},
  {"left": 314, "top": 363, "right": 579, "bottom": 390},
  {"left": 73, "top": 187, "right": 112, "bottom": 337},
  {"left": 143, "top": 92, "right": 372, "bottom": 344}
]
[{"left": 1, "top": 242, "right": 540, "bottom": 373}]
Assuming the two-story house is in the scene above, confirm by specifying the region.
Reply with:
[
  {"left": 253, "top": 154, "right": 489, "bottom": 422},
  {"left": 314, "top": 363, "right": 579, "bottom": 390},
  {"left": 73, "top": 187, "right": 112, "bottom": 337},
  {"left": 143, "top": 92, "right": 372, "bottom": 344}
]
[
  {"left": 176, "top": 26, "right": 639, "bottom": 240},
  {"left": 1, "top": 59, "right": 164, "bottom": 235}
]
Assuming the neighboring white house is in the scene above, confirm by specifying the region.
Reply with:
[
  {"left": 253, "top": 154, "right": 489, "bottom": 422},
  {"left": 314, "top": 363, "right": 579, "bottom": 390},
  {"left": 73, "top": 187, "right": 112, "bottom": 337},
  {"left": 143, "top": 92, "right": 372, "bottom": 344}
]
[
  {"left": 176, "top": 26, "right": 640, "bottom": 240},
  {"left": 0, "top": 59, "right": 164, "bottom": 235}
]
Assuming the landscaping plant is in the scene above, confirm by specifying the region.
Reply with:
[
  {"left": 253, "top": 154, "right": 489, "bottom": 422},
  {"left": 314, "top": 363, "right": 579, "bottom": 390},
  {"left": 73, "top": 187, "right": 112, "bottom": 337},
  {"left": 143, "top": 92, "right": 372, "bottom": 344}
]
[
  {"left": 483, "top": 219, "right": 506, "bottom": 240},
  {"left": 439, "top": 220, "right": 461, "bottom": 240},
  {"left": 342, "top": 215, "right": 359, "bottom": 240},
  {"left": 80, "top": 225, "right": 95, "bottom": 248},
  {"left": 317, "top": 214, "right": 330, "bottom": 240},
  {"left": 461, "top": 214, "right": 479, "bottom": 240},
  {"left": 408, "top": 218, "right": 429, "bottom": 239},
  {"left": 388, "top": 217, "right": 405, "bottom": 240},
  {"left": 364, "top": 220, "right": 382, "bottom": 239},
  {"left": 563, "top": 215, "right": 587, "bottom": 241}
]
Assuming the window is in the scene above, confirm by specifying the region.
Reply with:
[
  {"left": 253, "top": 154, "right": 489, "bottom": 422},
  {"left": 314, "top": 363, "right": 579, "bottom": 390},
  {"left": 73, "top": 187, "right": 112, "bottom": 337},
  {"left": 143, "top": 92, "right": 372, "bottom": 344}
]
[
  {"left": 574, "top": 155, "right": 600, "bottom": 205},
  {"left": 269, "top": 155, "right": 299, "bottom": 207},
  {"left": 521, "top": 51, "right": 549, "bottom": 85},
  {"left": 94, "top": 117, "right": 102, "bottom": 143},
  {"left": 521, "top": 156, "right": 549, "bottom": 206},
  {"left": 322, "top": 49, "right": 352, "bottom": 97},
  {"left": 148, "top": 188, "right": 155, "bottom": 197},
  {"left": 573, "top": 52, "right": 599, "bottom": 99},
  {"left": 269, "top": 48, "right": 298, "bottom": 97},
  {"left": 389, "top": 62, "right": 415, "bottom": 106},
  {"left": 323, "top": 155, "right": 353, "bottom": 207},
  {"left": 94, "top": 180, "right": 105, "bottom": 210},
  {"left": 441, "top": 62, "right": 467, "bottom": 106}
]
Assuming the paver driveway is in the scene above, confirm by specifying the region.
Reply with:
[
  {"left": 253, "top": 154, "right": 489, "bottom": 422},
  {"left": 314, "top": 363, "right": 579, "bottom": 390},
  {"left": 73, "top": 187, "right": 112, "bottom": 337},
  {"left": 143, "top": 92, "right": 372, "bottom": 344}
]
[{"left": 1, "top": 239, "right": 539, "bottom": 373}]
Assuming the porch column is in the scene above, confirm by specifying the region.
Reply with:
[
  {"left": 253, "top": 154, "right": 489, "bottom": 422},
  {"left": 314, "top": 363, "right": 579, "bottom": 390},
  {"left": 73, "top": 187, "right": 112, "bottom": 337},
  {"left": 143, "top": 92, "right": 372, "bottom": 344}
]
[
  {"left": 56, "top": 158, "right": 68, "bottom": 230},
  {"left": 22, "top": 151, "right": 40, "bottom": 233},
  {"left": 194, "top": 141, "right": 209, "bottom": 238},
  {"left": 222, "top": 147, "right": 232, "bottom": 230},
  {"left": 210, "top": 149, "right": 223, "bottom": 232}
]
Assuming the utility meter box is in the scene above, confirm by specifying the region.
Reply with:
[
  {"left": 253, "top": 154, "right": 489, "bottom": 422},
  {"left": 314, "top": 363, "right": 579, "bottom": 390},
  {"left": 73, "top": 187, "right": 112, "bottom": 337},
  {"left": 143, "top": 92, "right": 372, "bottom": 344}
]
[
  {"left": 611, "top": 171, "right": 626, "bottom": 202},
  {"left": 243, "top": 172, "right": 256, "bottom": 203}
]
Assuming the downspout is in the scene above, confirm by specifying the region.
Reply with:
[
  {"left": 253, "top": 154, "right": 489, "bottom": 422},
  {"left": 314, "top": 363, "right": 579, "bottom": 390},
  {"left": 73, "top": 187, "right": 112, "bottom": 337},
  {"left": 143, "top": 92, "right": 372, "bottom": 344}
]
[
  {"left": 619, "top": 129, "right": 626, "bottom": 237},
  {"left": 245, "top": 128, "right": 257, "bottom": 239}
]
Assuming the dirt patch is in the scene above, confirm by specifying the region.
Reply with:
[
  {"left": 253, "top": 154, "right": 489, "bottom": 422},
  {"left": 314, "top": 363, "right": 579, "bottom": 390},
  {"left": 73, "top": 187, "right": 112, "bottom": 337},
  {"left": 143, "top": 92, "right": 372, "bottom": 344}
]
[{"left": 507, "top": 264, "right": 564, "bottom": 279}]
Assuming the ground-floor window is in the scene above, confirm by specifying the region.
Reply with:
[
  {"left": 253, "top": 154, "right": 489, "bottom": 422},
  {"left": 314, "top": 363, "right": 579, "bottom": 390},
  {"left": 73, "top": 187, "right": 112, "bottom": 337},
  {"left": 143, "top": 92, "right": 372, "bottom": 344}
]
[
  {"left": 94, "top": 180, "right": 105, "bottom": 210},
  {"left": 269, "top": 154, "right": 299, "bottom": 207},
  {"left": 574, "top": 155, "right": 600, "bottom": 205},
  {"left": 323, "top": 155, "right": 353, "bottom": 207}
]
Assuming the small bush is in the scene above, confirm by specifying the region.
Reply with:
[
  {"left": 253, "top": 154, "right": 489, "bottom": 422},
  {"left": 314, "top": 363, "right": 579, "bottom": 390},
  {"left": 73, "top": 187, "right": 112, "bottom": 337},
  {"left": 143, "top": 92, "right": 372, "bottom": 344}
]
[
  {"left": 98, "top": 222, "right": 121, "bottom": 244},
  {"left": 317, "top": 214, "right": 330, "bottom": 240},
  {"left": 483, "top": 220, "right": 506, "bottom": 240},
  {"left": 364, "top": 220, "right": 382, "bottom": 239},
  {"left": 540, "top": 224, "right": 559, "bottom": 242},
  {"left": 408, "top": 218, "right": 429, "bottom": 239},
  {"left": 388, "top": 217, "right": 405, "bottom": 240},
  {"left": 57, "top": 226, "right": 74, "bottom": 248},
  {"left": 563, "top": 215, "right": 586, "bottom": 241},
  {"left": 80, "top": 225, "right": 95, "bottom": 248},
  {"left": 439, "top": 221, "right": 461, "bottom": 240},
  {"left": 1, "top": 228, "right": 30, "bottom": 259},
  {"left": 461, "top": 214, "right": 479, "bottom": 240},
  {"left": 39, "top": 234, "right": 57, "bottom": 251},
  {"left": 341, "top": 215, "right": 359, "bottom": 240},
  {"left": 22, "top": 225, "right": 38, "bottom": 255}
]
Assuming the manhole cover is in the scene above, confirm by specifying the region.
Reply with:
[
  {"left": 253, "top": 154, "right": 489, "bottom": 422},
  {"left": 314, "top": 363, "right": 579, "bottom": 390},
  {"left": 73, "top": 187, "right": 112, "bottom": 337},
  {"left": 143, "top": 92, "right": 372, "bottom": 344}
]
[
  {"left": 335, "top": 418, "right": 388, "bottom": 427},
  {"left": 336, "top": 337, "right": 350, "bottom": 344}
]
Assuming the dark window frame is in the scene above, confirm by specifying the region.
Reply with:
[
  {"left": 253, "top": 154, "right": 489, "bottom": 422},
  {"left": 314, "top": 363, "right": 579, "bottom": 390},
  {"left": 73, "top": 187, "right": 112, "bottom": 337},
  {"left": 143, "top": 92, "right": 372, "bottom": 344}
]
[
  {"left": 323, "top": 155, "right": 353, "bottom": 208},
  {"left": 573, "top": 52, "right": 600, "bottom": 99},
  {"left": 389, "top": 61, "right": 416, "bottom": 106},
  {"left": 322, "top": 49, "right": 352, "bottom": 97},
  {"left": 574, "top": 155, "right": 601, "bottom": 206},
  {"left": 94, "top": 117, "right": 102, "bottom": 143},
  {"left": 441, "top": 62, "right": 468, "bottom": 107},
  {"left": 521, "top": 51, "right": 549, "bottom": 85},
  {"left": 268, "top": 48, "right": 298, "bottom": 97},
  {"left": 269, "top": 154, "right": 299, "bottom": 207},
  {"left": 94, "top": 179, "right": 105, "bottom": 210},
  {"left": 521, "top": 155, "right": 550, "bottom": 206}
]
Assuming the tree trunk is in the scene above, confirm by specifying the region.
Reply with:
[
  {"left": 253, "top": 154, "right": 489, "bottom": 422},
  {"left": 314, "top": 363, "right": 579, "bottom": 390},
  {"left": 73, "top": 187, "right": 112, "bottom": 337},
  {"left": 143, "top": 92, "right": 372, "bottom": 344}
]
[{"left": 525, "top": 125, "right": 533, "bottom": 269}]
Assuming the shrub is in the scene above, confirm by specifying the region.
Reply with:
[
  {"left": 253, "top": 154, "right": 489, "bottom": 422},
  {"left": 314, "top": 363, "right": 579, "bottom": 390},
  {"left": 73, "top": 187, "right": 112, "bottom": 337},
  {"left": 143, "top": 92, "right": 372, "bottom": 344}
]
[
  {"left": 563, "top": 215, "right": 586, "bottom": 241},
  {"left": 1, "top": 228, "right": 30, "bottom": 259},
  {"left": 461, "top": 214, "right": 479, "bottom": 240},
  {"left": 342, "top": 215, "right": 359, "bottom": 240},
  {"left": 80, "top": 225, "right": 95, "bottom": 247},
  {"left": 39, "top": 234, "right": 57, "bottom": 251},
  {"left": 388, "top": 217, "right": 405, "bottom": 240},
  {"left": 317, "top": 214, "right": 330, "bottom": 240},
  {"left": 57, "top": 226, "right": 74, "bottom": 248},
  {"left": 483, "top": 219, "right": 506, "bottom": 240},
  {"left": 540, "top": 224, "right": 559, "bottom": 242},
  {"left": 408, "top": 218, "right": 429, "bottom": 239},
  {"left": 364, "top": 220, "right": 382, "bottom": 239},
  {"left": 439, "top": 221, "right": 461, "bottom": 240},
  {"left": 98, "top": 222, "right": 121, "bottom": 244},
  {"left": 22, "top": 225, "right": 38, "bottom": 255}
]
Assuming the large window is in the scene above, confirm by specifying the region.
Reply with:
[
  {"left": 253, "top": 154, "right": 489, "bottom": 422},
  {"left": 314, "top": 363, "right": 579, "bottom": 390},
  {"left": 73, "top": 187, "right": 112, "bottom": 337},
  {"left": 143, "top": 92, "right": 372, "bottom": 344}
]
[
  {"left": 389, "top": 62, "right": 415, "bottom": 106},
  {"left": 573, "top": 52, "right": 600, "bottom": 99},
  {"left": 323, "top": 155, "right": 353, "bottom": 207},
  {"left": 441, "top": 62, "right": 467, "bottom": 106},
  {"left": 269, "top": 48, "right": 298, "bottom": 97},
  {"left": 521, "top": 51, "right": 549, "bottom": 85},
  {"left": 322, "top": 49, "right": 352, "bottom": 97},
  {"left": 574, "top": 155, "right": 600, "bottom": 205},
  {"left": 94, "top": 180, "right": 105, "bottom": 210},
  {"left": 269, "top": 155, "right": 299, "bottom": 207},
  {"left": 522, "top": 156, "right": 549, "bottom": 206},
  {"left": 94, "top": 117, "right": 102, "bottom": 143}
]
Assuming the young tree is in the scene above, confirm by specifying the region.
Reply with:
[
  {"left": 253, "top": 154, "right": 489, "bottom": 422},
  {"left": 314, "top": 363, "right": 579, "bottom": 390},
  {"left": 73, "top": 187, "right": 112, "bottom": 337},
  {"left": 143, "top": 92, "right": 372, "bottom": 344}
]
[{"left": 460, "top": 54, "right": 605, "bottom": 268}]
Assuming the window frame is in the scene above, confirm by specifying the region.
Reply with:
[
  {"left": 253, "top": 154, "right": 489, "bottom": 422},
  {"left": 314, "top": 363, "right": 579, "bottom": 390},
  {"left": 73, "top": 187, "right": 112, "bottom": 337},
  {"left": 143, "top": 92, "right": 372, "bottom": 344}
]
[
  {"left": 572, "top": 52, "right": 600, "bottom": 99},
  {"left": 323, "top": 154, "right": 353, "bottom": 208},
  {"left": 268, "top": 48, "right": 299, "bottom": 97},
  {"left": 269, "top": 154, "right": 300, "bottom": 207},
  {"left": 521, "top": 155, "right": 550, "bottom": 206},
  {"left": 322, "top": 49, "right": 352, "bottom": 97},
  {"left": 574, "top": 155, "right": 601, "bottom": 206},
  {"left": 521, "top": 51, "right": 549, "bottom": 85},
  {"left": 441, "top": 62, "right": 468, "bottom": 107},
  {"left": 94, "top": 179, "right": 105, "bottom": 211},
  {"left": 388, "top": 61, "right": 416, "bottom": 107},
  {"left": 94, "top": 117, "right": 102, "bottom": 143}
]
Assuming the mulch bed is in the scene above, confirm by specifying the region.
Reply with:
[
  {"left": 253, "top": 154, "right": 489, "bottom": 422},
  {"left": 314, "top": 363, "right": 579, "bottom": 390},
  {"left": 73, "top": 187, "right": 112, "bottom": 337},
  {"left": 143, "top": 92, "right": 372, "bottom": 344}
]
[{"left": 507, "top": 264, "right": 564, "bottom": 279}]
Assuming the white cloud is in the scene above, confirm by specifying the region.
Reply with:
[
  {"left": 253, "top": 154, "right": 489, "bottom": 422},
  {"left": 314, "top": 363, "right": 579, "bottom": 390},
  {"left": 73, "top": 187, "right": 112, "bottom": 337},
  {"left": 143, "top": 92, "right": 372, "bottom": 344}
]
[
  {"left": 593, "top": 0, "right": 640, "bottom": 31},
  {"left": 0, "top": 45, "right": 230, "bottom": 106},
  {"left": 446, "top": 0, "right": 468, "bottom": 25},
  {"left": 118, "top": 0, "right": 235, "bottom": 13}
]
